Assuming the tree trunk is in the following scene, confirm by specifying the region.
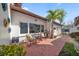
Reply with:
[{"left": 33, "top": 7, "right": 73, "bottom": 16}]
[
  {"left": 49, "top": 20, "right": 53, "bottom": 38},
  {"left": 60, "top": 21, "right": 62, "bottom": 35},
  {"left": 51, "top": 21, "right": 54, "bottom": 38}
]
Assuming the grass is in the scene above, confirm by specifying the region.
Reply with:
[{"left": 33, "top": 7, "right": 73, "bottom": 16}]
[{"left": 59, "top": 42, "right": 79, "bottom": 56}]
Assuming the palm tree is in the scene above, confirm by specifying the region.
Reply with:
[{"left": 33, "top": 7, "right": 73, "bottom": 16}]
[
  {"left": 47, "top": 9, "right": 66, "bottom": 38},
  {"left": 56, "top": 9, "right": 66, "bottom": 35},
  {"left": 57, "top": 9, "right": 66, "bottom": 24}
]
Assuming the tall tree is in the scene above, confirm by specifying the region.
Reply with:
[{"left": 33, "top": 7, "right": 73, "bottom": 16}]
[
  {"left": 47, "top": 9, "right": 66, "bottom": 38},
  {"left": 56, "top": 9, "right": 66, "bottom": 34}
]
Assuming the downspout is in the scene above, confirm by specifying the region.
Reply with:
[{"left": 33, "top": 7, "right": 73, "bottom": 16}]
[
  {"left": 28, "top": 22, "right": 30, "bottom": 34},
  {"left": 7, "top": 4, "right": 12, "bottom": 41}
]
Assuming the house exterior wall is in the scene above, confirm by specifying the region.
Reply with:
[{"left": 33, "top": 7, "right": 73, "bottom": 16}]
[
  {"left": 0, "top": 4, "right": 10, "bottom": 45},
  {"left": 11, "top": 10, "right": 48, "bottom": 42},
  {"left": 70, "top": 25, "right": 79, "bottom": 33},
  {"left": 53, "top": 24, "right": 62, "bottom": 36},
  {"left": 69, "top": 16, "right": 79, "bottom": 34},
  {"left": 69, "top": 17, "right": 79, "bottom": 34}
]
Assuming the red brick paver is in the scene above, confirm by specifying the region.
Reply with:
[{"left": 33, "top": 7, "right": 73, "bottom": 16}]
[{"left": 26, "top": 35, "right": 70, "bottom": 56}]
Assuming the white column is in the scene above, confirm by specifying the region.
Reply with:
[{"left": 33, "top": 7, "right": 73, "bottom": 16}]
[
  {"left": 28, "top": 23, "right": 30, "bottom": 34},
  {"left": 8, "top": 3, "right": 12, "bottom": 40}
]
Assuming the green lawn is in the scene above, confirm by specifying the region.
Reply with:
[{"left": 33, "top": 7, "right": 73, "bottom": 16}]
[{"left": 59, "top": 42, "right": 79, "bottom": 56}]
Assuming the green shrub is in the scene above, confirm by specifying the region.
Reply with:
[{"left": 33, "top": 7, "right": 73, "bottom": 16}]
[
  {"left": 69, "top": 33, "right": 79, "bottom": 43},
  {"left": 59, "top": 43, "right": 79, "bottom": 56},
  {"left": 74, "top": 36, "right": 79, "bottom": 43},
  {"left": 69, "top": 32, "right": 79, "bottom": 38},
  {"left": 0, "top": 44, "right": 26, "bottom": 56},
  {"left": 69, "top": 33, "right": 76, "bottom": 38}
]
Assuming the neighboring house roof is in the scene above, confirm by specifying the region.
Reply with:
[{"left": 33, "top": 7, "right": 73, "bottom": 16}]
[{"left": 10, "top": 4, "right": 61, "bottom": 26}]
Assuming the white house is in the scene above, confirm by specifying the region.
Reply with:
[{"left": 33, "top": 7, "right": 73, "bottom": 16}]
[
  {"left": 0, "top": 3, "right": 62, "bottom": 45},
  {"left": 0, "top": 3, "right": 11, "bottom": 44},
  {"left": 53, "top": 22, "right": 62, "bottom": 37},
  {"left": 69, "top": 16, "right": 79, "bottom": 34}
]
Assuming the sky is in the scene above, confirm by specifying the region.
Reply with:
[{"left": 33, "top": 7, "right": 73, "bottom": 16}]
[{"left": 22, "top": 3, "right": 79, "bottom": 25}]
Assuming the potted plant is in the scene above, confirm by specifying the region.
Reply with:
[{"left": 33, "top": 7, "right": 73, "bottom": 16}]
[
  {"left": 26, "top": 34, "right": 34, "bottom": 42},
  {"left": 26, "top": 34, "right": 32, "bottom": 45}
]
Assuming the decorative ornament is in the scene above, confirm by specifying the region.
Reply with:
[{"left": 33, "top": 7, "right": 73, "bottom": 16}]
[
  {"left": 3, "top": 19, "right": 8, "bottom": 27},
  {"left": 3, "top": 17, "right": 10, "bottom": 28}
]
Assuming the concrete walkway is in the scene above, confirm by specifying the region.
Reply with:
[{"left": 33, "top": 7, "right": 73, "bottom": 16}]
[{"left": 26, "top": 35, "right": 70, "bottom": 56}]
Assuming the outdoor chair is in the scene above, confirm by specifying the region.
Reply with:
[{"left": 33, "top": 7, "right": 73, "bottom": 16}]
[
  {"left": 21, "top": 33, "right": 46, "bottom": 47},
  {"left": 40, "top": 33, "right": 46, "bottom": 40},
  {"left": 35, "top": 33, "right": 42, "bottom": 41}
]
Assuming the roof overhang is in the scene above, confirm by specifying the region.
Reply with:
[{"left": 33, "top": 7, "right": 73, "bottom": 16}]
[
  {"left": 53, "top": 22, "right": 62, "bottom": 26},
  {"left": 10, "top": 5, "right": 48, "bottom": 21},
  {"left": 10, "top": 5, "right": 61, "bottom": 26}
]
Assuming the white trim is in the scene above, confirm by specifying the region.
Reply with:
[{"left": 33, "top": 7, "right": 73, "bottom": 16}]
[{"left": 28, "top": 22, "right": 30, "bottom": 34}]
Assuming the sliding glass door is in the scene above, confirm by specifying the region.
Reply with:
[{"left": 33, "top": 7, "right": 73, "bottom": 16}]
[
  {"left": 29, "top": 23, "right": 44, "bottom": 33},
  {"left": 20, "top": 22, "right": 44, "bottom": 34}
]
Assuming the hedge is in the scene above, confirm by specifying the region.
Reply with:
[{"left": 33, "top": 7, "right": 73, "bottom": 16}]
[{"left": 0, "top": 44, "right": 26, "bottom": 56}]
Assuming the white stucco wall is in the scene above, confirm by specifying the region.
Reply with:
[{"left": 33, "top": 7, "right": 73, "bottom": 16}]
[
  {"left": 70, "top": 25, "right": 79, "bottom": 33},
  {"left": 11, "top": 10, "right": 47, "bottom": 42},
  {"left": 46, "top": 20, "right": 62, "bottom": 37},
  {"left": 0, "top": 4, "right": 10, "bottom": 45},
  {"left": 53, "top": 24, "right": 62, "bottom": 36}
]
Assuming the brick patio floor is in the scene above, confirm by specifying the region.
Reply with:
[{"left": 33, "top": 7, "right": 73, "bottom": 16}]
[{"left": 26, "top": 35, "right": 70, "bottom": 56}]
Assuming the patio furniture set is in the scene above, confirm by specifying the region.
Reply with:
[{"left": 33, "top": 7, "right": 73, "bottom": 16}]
[{"left": 20, "top": 32, "right": 49, "bottom": 47}]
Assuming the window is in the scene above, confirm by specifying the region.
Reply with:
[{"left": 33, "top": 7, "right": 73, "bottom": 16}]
[
  {"left": 64, "top": 29, "right": 69, "bottom": 32},
  {"left": 30, "top": 23, "right": 40, "bottom": 33},
  {"left": 20, "top": 23, "right": 28, "bottom": 34},
  {"left": 41, "top": 25, "right": 44, "bottom": 32},
  {"left": 1, "top": 3, "right": 7, "bottom": 11}
]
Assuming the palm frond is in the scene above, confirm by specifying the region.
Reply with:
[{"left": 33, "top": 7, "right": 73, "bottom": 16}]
[{"left": 47, "top": 9, "right": 66, "bottom": 23}]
